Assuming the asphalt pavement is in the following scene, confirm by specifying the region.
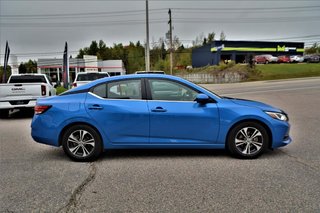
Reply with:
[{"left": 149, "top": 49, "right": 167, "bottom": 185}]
[{"left": 1, "top": 77, "right": 320, "bottom": 212}]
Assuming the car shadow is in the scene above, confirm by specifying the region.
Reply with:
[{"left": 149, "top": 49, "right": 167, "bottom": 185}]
[
  {"left": 0, "top": 109, "right": 34, "bottom": 120},
  {"left": 41, "top": 148, "right": 283, "bottom": 162},
  {"left": 99, "top": 149, "right": 230, "bottom": 160}
]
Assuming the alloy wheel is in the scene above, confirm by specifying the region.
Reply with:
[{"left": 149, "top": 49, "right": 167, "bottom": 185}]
[
  {"left": 234, "top": 127, "right": 263, "bottom": 156},
  {"left": 67, "top": 130, "right": 95, "bottom": 158}
]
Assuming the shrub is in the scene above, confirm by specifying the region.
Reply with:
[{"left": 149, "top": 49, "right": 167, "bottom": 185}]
[{"left": 56, "top": 86, "right": 68, "bottom": 95}]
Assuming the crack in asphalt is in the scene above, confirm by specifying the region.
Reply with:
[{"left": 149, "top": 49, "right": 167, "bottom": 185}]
[
  {"left": 279, "top": 150, "right": 320, "bottom": 174},
  {"left": 57, "top": 163, "right": 97, "bottom": 213}
]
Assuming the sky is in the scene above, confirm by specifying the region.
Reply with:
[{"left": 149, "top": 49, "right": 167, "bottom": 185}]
[{"left": 0, "top": 0, "right": 320, "bottom": 64}]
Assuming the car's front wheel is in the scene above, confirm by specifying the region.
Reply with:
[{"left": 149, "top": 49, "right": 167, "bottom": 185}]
[
  {"left": 227, "top": 122, "right": 269, "bottom": 159},
  {"left": 62, "top": 125, "right": 103, "bottom": 162}
]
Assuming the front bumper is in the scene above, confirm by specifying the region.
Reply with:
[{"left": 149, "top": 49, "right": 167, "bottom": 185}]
[{"left": 271, "top": 122, "right": 292, "bottom": 148}]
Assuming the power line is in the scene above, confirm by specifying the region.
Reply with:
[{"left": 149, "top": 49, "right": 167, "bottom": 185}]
[
  {"left": 0, "top": 19, "right": 167, "bottom": 27},
  {"left": 260, "top": 35, "right": 320, "bottom": 40},
  {"left": 173, "top": 16, "right": 320, "bottom": 24},
  {"left": 2, "top": 6, "right": 319, "bottom": 19},
  {"left": 0, "top": 8, "right": 167, "bottom": 18},
  {"left": 2, "top": 15, "right": 319, "bottom": 28},
  {"left": 171, "top": 6, "right": 320, "bottom": 11}
]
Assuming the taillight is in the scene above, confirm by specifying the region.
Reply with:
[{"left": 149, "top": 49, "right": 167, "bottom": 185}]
[
  {"left": 72, "top": 83, "right": 77, "bottom": 87},
  {"left": 34, "top": 105, "right": 51, "bottom": 114},
  {"left": 41, "top": 85, "right": 46, "bottom": 96}
]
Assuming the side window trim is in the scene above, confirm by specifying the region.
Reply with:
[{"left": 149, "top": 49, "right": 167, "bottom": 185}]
[{"left": 90, "top": 78, "right": 145, "bottom": 100}]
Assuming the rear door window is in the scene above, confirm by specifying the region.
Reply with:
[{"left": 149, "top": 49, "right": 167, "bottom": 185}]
[{"left": 92, "top": 79, "right": 142, "bottom": 100}]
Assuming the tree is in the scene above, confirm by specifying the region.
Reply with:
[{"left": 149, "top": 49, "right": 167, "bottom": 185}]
[
  {"left": 203, "top": 38, "right": 207, "bottom": 45},
  {"left": 208, "top": 32, "right": 215, "bottom": 43},
  {"left": 160, "top": 41, "right": 166, "bottom": 60},
  {"left": 18, "top": 60, "right": 37, "bottom": 74},
  {"left": 19, "top": 63, "right": 27, "bottom": 73},
  {"left": 173, "top": 35, "right": 182, "bottom": 50},
  {"left": 25, "top": 60, "right": 37, "bottom": 73},
  {"left": 0, "top": 66, "right": 12, "bottom": 82},
  {"left": 77, "top": 48, "right": 85, "bottom": 58},
  {"left": 88, "top": 40, "right": 99, "bottom": 55},
  {"left": 192, "top": 32, "right": 205, "bottom": 47},
  {"left": 305, "top": 42, "right": 320, "bottom": 54},
  {"left": 220, "top": 31, "right": 226, "bottom": 41}
]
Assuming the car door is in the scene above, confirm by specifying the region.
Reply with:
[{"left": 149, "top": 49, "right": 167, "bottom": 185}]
[
  {"left": 85, "top": 78, "right": 149, "bottom": 144},
  {"left": 146, "top": 78, "right": 220, "bottom": 144}
]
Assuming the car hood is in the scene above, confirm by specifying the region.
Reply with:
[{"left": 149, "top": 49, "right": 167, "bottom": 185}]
[{"left": 224, "top": 97, "right": 281, "bottom": 112}]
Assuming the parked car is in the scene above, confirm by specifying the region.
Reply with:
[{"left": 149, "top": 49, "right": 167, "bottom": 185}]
[
  {"left": 277, "top": 55, "right": 291, "bottom": 63},
  {"left": 135, "top": 71, "right": 165, "bottom": 74},
  {"left": 263, "top": 54, "right": 278, "bottom": 63},
  {"left": 304, "top": 54, "right": 320, "bottom": 63},
  {"left": 290, "top": 55, "right": 304, "bottom": 63},
  {"left": 254, "top": 55, "right": 267, "bottom": 64},
  {"left": 72, "top": 72, "right": 110, "bottom": 88},
  {"left": 31, "top": 74, "right": 291, "bottom": 161},
  {"left": 0, "top": 74, "right": 56, "bottom": 118},
  {"left": 254, "top": 55, "right": 277, "bottom": 64}
]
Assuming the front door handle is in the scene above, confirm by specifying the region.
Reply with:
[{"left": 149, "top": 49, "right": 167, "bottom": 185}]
[
  {"left": 88, "top": 104, "right": 103, "bottom": 110},
  {"left": 151, "top": 107, "right": 167, "bottom": 112}
]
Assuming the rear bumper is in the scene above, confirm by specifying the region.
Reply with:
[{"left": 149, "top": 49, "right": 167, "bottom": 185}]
[
  {"left": 0, "top": 99, "right": 37, "bottom": 110},
  {"left": 31, "top": 115, "right": 60, "bottom": 147}
]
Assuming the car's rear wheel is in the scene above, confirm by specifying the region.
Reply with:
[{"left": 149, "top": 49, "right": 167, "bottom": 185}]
[
  {"left": 227, "top": 122, "right": 269, "bottom": 159},
  {"left": 62, "top": 125, "right": 103, "bottom": 162}
]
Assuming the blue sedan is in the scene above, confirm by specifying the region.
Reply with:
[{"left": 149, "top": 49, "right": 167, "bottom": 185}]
[{"left": 31, "top": 74, "right": 291, "bottom": 161}]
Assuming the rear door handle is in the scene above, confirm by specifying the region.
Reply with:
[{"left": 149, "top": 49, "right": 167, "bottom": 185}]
[
  {"left": 151, "top": 107, "right": 167, "bottom": 112},
  {"left": 88, "top": 104, "right": 103, "bottom": 110}
]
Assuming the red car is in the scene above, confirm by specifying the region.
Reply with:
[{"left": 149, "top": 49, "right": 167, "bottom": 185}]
[
  {"left": 254, "top": 55, "right": 268, "bottom": 64},
  {"left": 277, "top": 55, "right": 290, "bottom": 63}
]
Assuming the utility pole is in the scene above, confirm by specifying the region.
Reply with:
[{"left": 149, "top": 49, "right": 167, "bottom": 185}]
[
  {"left": 168, "top": 9, "right": 173, "bottom": 75},
  {"left": 145, "top": 0, "right": 150, "bottom": 71}
]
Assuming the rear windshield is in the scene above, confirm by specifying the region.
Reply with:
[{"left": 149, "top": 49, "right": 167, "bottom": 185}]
[
  {"left": 77, "top": 73, "right": 109, "bottom": 81},
  {"left": 9, "top": 75, "right": 46, "bottom": 83}
]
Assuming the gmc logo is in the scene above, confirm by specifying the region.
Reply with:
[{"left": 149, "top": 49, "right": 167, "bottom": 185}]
[{"left": 12, "top": 88, "right": 25, "bottom": 91}]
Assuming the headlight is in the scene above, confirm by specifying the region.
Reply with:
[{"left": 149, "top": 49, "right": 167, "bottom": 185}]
[{"left": 265, "top": 111, "right": 288, "bottom": 121}]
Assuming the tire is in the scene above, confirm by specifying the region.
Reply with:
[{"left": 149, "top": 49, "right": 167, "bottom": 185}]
[
  {"left": 265, "top": 60, "right": 269, "bottom": 64},
  {"left": 227, "top": 122, "right": 269, "bottom": 159},
  {"left": 0, "top": 109, "right": 9, "bottom": 118},
  {"left": 62, "top": 125, "right": 103, "bottom": 162}
]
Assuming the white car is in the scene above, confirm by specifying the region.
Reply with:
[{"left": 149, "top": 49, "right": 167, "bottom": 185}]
[
  {"left": 290, "top": 55, "right": 304, "bottom": 63},
  {"left": 72, "top": 72, "right": 110, "bottom": 88},
  {"left": 263, "top": 55, "right": 278, "bottom": 63}
]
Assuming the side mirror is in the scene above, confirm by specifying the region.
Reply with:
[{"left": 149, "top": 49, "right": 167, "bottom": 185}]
[{"left": 195, "top": 94, "right": 210, "bottom": 104}]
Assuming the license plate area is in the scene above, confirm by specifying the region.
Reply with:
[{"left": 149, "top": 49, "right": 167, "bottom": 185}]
[{"left": 9, "top": 100, "right": 30, "bottom": 105}]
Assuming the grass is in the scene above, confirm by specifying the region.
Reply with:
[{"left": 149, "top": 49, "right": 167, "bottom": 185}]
[
  {"left": 256, "top": 63, "right": 320, "bottom": 81},
  {"left": 56, "top": 86, "right": 67, "bottom": 95}
]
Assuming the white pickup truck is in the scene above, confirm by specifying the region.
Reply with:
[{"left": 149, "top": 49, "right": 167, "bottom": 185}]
[
  {"left": 0, "top": 74, "right": 56, "bottom": 117},
  {"left": 72, "top": 72, "right": 110, "bottom": 88}
]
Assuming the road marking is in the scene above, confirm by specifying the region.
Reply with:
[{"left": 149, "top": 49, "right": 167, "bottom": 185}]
[{"left": 221, "top": 86, "right": 320, "bottom": 96}]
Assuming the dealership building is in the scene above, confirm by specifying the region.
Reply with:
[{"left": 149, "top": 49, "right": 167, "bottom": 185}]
[
  {"left": 192, "top": 40, "right": 304, "bottom": 67},
  {"left": 37, "top": 55, "right": 126, "bottom": 82}
]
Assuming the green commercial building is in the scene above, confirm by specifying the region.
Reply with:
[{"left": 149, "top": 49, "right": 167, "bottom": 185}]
[{"left": 192, "top": 40, "right": 304, "bottom": 67}]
